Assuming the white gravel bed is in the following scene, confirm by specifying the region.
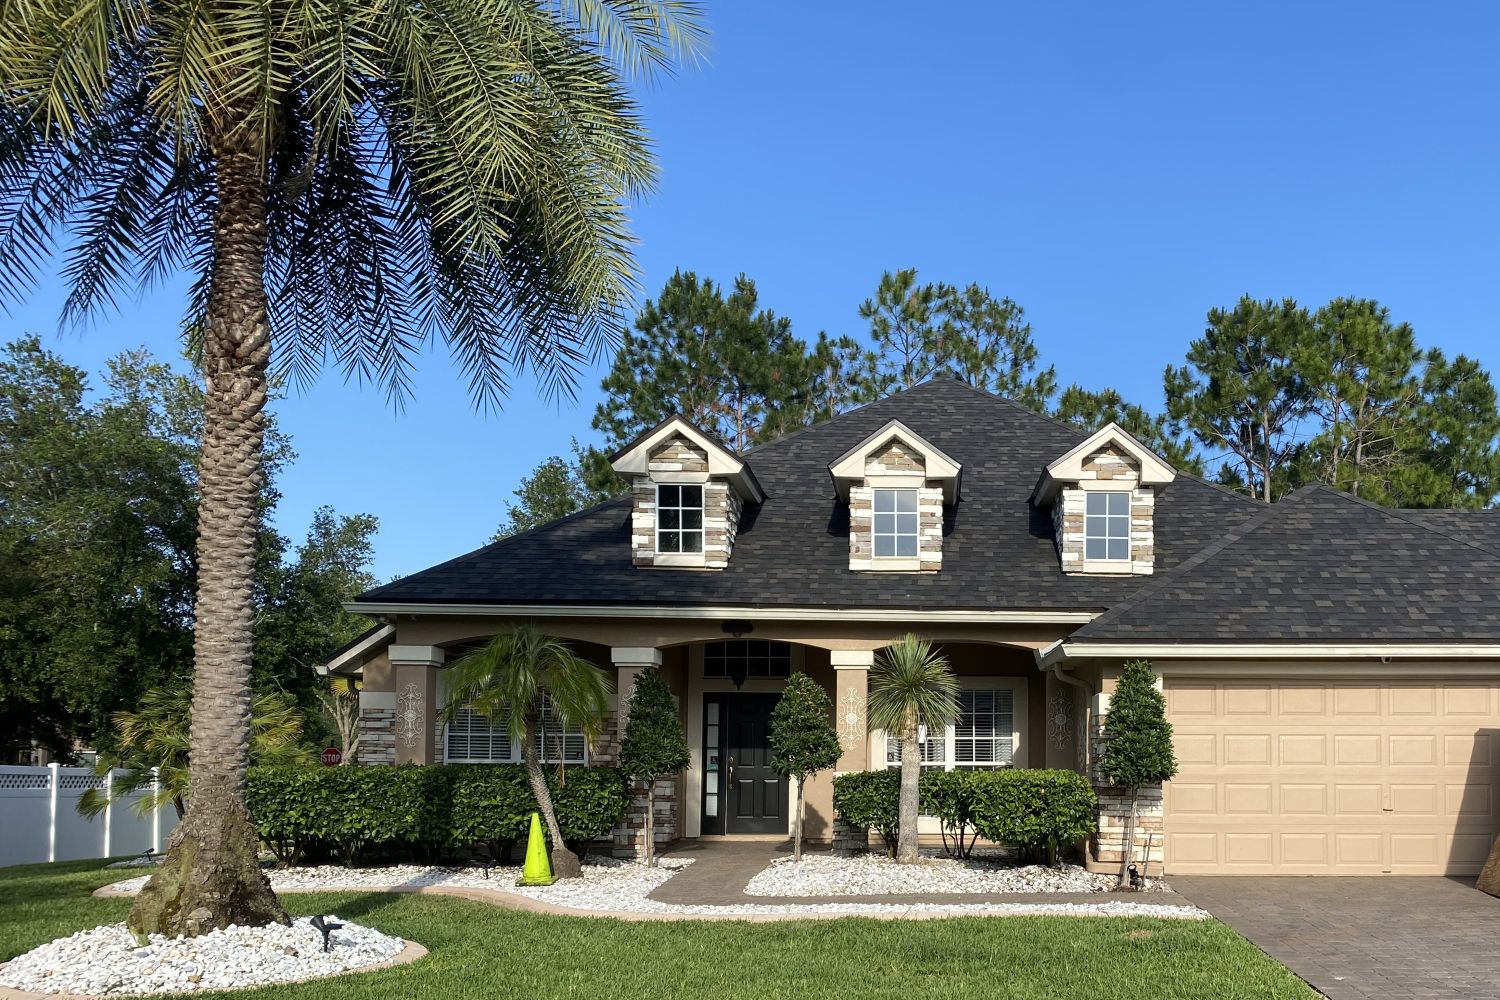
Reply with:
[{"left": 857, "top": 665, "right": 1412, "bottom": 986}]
[
  {"left": 745, "top": 852, "right": 1120, "bottom": 896},
  {"left": 0, "top": 917, "right": 404, "bottom": 996},
  {"left": 103, "top": 859, "right": 1199, "bottom": 920}
]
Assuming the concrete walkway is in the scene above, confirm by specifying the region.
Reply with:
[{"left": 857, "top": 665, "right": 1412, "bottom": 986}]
[
  {"left": 1173, "top": 876, "right": 1500, "bottom": 1000},
  {"left": 650, "top": 840, "right": 1193, "bottom": 910}
]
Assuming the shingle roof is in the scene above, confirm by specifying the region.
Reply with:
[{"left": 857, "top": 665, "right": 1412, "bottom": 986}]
[
  {"left": 1069, "top": 485, "right": 1500, "bottom": 643},
  {"left": 355, "top": 378, "right": 1263, "bottom": 612}
]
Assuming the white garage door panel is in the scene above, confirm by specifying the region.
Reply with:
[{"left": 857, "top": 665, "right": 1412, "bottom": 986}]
[{"left": 1164, "top": 679, "right": 1500, "bottom": 875}]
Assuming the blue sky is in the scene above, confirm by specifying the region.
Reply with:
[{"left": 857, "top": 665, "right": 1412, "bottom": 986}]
[{"left": 10, "top": 2, "right": 1500, "bottom": 582}]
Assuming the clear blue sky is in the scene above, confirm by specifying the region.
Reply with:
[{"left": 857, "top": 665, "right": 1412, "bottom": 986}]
[{"left": 10, "top": 2, "right": 1500, "bottom": 582}]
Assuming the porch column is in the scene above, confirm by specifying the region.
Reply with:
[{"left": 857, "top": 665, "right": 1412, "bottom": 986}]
[
  {"left": 388, "top": 644, "right": 445, "bottom": 765},
  {"left": 831, "top": 650, "right": 875, "bottom": 854},
  {"left": 831, "top": 650, "right": 875, "bottom": 772},
  {"left": 609, "top": 646, "right": 663, "bottom": 859}
]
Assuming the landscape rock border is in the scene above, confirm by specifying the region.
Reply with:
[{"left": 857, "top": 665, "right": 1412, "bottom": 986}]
[{"left": 0, "top": 941, "right": 427, "bottom": 1000}]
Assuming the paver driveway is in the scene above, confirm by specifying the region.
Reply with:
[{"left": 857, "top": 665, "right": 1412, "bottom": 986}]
[{"left": 1172, "top": 876, "right": 1500, "bottom": 1000}]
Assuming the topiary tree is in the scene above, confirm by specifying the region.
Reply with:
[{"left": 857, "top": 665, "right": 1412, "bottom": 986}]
[
  {"left": 1097, "top": 659, "right": 1177, "bottom": 887},
  {"left": 618, "top": 668, "right": 690, "bottom": 867},
  {"left": 769, "top": 672, "right": 842, "bottom": 861}
]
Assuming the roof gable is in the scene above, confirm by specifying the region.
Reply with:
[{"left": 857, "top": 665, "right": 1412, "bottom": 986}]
[
  {"left": 609, "top": 415, "right": 763, "bottom": 501},
  {"left": 828, "top": 418, "right": 963, "bottom": 503},
  {"left": 1031, "top": 422, "right": 1177, "bottom": 504}
]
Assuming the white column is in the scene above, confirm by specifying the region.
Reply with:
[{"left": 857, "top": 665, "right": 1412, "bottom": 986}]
[
  {"left": 150, "top": 767, "right": 161, "bottom": 854},
  {"left": 102, "top": 770, "right": 113, "bottom": 857},
  {"left": 47, "top": 762, "right": 59, "bottom": 863}
]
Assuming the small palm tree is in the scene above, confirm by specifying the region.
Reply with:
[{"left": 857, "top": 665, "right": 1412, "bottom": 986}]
[
  {"left": 868, "top": 635, "right": 958, "bottom": 864},
  {"left": 81, "top": 688, "right": 311, "bottom": 821},
  {"left": 442, "top": 628, "right": 612, "bottom": 879}
]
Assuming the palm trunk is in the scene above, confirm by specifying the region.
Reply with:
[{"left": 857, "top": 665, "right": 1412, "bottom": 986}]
[
  {"left": 897, "top": 720, "right": 920, "bottom": 864},
  {"left": 129, "top": 131, "right": 287, "bottom": 938},
  {"left": 523, "top": 740, "right": 582, "bottom": 879}
]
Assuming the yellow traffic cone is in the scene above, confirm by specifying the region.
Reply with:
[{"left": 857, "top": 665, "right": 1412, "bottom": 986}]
[{"left": 516, "top": 811, "right": 556, "bottom": 886}]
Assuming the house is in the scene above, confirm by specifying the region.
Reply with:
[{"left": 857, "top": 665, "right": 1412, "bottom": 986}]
[{"left": 324, "top": 377, "right": 1500, "bottom": 876}]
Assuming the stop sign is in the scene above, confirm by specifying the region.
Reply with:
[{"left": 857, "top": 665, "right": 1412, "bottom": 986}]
[{"left": 320, "top": 746, "right": 343, "bottom": 766}]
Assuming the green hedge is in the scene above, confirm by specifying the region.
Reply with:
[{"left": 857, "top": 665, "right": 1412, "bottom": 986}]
[
  {"left": 247, "top": 764, "right": 630, "bottom": 866},
  {"left": 831, "top": 768, "right": 1097, "bottom": 863}
]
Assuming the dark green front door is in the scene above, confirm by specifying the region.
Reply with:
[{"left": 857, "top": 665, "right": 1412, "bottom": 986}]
[{"left": 702, "top": 693, "right": 786, "bottom": 835}]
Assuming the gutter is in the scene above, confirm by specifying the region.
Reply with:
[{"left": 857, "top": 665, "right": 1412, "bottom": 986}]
[{"left": 346, "top": 601, "right": 1098, "bottom": 625}]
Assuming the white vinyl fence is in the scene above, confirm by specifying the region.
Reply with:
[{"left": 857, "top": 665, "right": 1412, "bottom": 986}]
[{"left": 0, "top": 765, "right": 180, "bottom": 868}]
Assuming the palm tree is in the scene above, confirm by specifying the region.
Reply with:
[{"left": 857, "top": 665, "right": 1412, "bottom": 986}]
[
  {"left": 0, "top": 0, "right": 703, "bottom": 936},
  {"left": 442, "top": 628, "right": 612, "bottom": 879},
  {"left": 80, "top": 688, "right": 311, "bottom": 821},
  {"left": 868, "top": 635, "right": 959, "bottom": 864}
]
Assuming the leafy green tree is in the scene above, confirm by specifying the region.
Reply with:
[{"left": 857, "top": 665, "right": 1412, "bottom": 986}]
[
  {"left": 494, "top": 440, "right": 618, "bottom": 540},
  {"left": 940, "top": 283, "right": 1055, "bottom": 409},
  {"left": 1389, "top": 350, "right": 1500, "bottom": 508},
  {"left": 868, "top": 635, "right": 959, "bottom": 864},
  {"left": 1097, "top": 660, "right": 1177, "bottom": 886},
  {"left": 255, "top": 507, "right": 379, "bottom": 708},
  {"left": 0, "top": 0, "right": 702, "bottom": 935},
  {"left": 80, "top": 688, "right": 311, "bottom": 820},
  {"left": 1164, "top": 296, "right": 1314, "bottom": 501},
  {"left": 443, "top": 628, "right": 613, "bottom": 879},
  {"left": 1053, "top": 385, "right": 1204, "bottom": 475},
  {"left": 618, "top": 668, "right": 690, "bottom": 867},
  {"left": 594, "top": 271, "right": 812, "bottom": 452},
  {"left": 769, "top": 672, "right": 842, "bottom": 861}
]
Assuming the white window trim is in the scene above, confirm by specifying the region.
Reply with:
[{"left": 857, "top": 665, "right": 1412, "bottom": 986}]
[
  {"left": 655, "top": 482, "right": 706, "bottom": 566},
  {"left": 871, "top": 487, "right": 920, "bottom": 561},
  {"left": 1073, "top": 481, "right": 1139, "bottom": 575},
  {"left": 1082, "top": 488, "right": 1132, "bottom": 564},
  {"left": 439, "top": 686, "right": 590, "bottom": 766},
  {"left": 878, "top": 675, "right": 1029, "bottom": 772}
]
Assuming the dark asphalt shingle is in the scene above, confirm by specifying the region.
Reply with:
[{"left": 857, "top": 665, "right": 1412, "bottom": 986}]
[{"left": 356, "top": 379, "right": 1261, "bottom": 612}]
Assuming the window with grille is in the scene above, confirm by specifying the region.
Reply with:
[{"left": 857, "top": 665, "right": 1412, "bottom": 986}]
[
  {"left": 445, "top": 698, "right": 586, "bottom": 764},
  {"left": 1084, "top": 491, "right": 1131, "bottom": 561},
  {"left": 872, "top": 488, "right": 919, "bottom": 558},
  {"left": 656, "top": 484, "right": 704, "bottom": 554},
  {"left": 702, "top": 640, "right": 791, "bottom": 679},
  {"left": 884, "top": 686, "right": 1015, "bottom": 772}
]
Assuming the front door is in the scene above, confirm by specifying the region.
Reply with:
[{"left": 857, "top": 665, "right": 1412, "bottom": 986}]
[{"left": 702, "top": 693, "right": 786, "bottom": 835}]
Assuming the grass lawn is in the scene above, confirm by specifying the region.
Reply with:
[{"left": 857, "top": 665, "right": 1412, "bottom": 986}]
[{"left": 1, "top": 860, "right": 1317, "bottom": 1000}]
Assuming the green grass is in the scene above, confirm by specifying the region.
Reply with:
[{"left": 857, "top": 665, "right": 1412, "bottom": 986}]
[{"left": 0, "top": 860, "right": 1317, "bottom": 1000}]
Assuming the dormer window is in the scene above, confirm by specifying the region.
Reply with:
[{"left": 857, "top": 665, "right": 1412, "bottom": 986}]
[
  {"left": 830, "top": 420, "right": 960, "bottom": 573},
  {"left": 873, "top": 488, "right": 919, "bottom": 558},
  {"left": 1084, "top": 491, "right": 1131, "bottom": 562},
  {"left": 609, "top": 415, "right": 763, "bottom": 570},
  {"left": 1031, "top": 423, "right": 1176, "bottom": 576},
  {"left": 656, "top": 484, "right": 704, "bottom": 554}
]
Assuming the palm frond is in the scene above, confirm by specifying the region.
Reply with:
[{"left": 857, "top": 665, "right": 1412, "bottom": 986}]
[{"left": 868, "top": 634, "right": 960, "bottom": 737}]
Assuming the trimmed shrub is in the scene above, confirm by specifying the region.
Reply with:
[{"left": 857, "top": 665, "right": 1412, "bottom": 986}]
[
  {"left": 248, "top": 763, "right": 630, "bottom": 866},
  {"left": 832, "top": 770, "right": 902, "bottom": 857},
  {"left": 969, "top": 769, "right": 1097, "bottom": 863},
  {"left": 919, "top": 770, "right": 980, "bottom": 859},
  {"left": 832, "top": 768, "right": 1097, "bottom": 864}
]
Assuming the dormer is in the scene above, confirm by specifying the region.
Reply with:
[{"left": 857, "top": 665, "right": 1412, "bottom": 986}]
[
  {"left": 610, "top": 416, "right": 763, "bottom": 569},
  {"left": 1031, "top": 423, "right": 1176, "bottom": 576},
  {"left": 830, "top": 420, "right": 960, "bottom": 573}
]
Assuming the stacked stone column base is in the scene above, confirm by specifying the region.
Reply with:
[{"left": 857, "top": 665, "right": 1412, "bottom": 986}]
[
  {"left": 613, "top": 777, "right": 679, "bottom": 858},
  {"left": 1092, "top": 784, "right": 1164, "bottom": 872}
]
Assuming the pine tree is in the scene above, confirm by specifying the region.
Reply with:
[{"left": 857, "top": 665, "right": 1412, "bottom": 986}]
[
  {"left": 619, "top": 668, "right": 691, "bottom": 867},
  {"left": 940, "top": 283, "right": 1056, "bottom": 410},
  {"left": 769, "top": 673, "right": 843, "bottom": 861},
  {"left": 1097, "top": 660, "right": 1177, "bottom": 886}
]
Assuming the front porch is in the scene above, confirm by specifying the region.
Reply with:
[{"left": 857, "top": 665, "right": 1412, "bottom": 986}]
[{"left": 336, "top": 614, "right": 1121, "bottom": 861}]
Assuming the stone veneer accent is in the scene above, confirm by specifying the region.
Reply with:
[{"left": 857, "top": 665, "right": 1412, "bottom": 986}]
[
  {"left": 358, "top": 708, "right": 395, "bottom": 765},
  {"left": 1090, "top": 715, "right": 1165, "bottom": 872},
  {"left": 848, "top": 441, "right": 944, "bottom": 572},
  {"left": 831, "top": 815, "right": 870, "bottom": 856},
  {"left": 629, "top": 435, "right": 742, "bottom": 569},
  {"left": 1052, "top": 445, "right": 1157, "bottom": 575}
]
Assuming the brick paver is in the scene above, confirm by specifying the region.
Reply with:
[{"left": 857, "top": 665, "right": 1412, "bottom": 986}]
[{"left": 1173, "top": 876, "right": 1500, "bottom": 1000}]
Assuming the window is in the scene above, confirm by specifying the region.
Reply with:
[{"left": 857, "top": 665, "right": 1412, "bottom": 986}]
[
  {"left": 1084, "top": 491, "right": 1131, "bottom": 561},
  {"left": 703, "top": 640, "right": 791, "bottom": 680},
  {"left": 656, "top": 484, "right": 703, "bottom": 554},
  {"left": 872, "top": 488, "right": 918, "bottom": 558},
  {"left": 444, "top": 698, "right": 586, "bottom": 764},
  {"left": 885, "top": 687, "right": 1015, "bottom": 771}
]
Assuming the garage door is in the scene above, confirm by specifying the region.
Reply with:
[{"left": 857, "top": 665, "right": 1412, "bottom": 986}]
[{"left": 1163, "top": 678, "right": 1500, "bottom": 875}]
